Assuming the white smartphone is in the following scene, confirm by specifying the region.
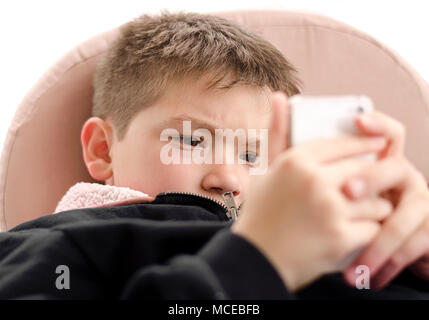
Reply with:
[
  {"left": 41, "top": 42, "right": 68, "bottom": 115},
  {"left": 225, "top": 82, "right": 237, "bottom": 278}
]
[{"left": 289, "top": 94, "right": 377, "bottom": 162}]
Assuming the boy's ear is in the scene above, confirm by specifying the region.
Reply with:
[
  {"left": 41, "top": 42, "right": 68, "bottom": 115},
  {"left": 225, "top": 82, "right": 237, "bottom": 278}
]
[{"left": 81, "top": 117, "right": 114, "bottom": 181}]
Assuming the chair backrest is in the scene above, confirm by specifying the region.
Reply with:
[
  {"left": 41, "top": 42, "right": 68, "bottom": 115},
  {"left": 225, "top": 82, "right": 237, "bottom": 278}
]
[{"left": 1, "top": 9, "right": 429, "bottom": 231}]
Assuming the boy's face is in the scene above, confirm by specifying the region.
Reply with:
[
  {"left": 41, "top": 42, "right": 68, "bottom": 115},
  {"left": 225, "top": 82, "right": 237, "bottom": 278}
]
[{"left": 84, "top": 77, "right": 274, "bottom": 207}]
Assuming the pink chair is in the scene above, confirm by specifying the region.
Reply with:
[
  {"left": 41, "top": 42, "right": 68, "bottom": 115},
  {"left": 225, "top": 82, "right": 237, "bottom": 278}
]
[{"left": 1, "top": 9, "right": 429, "bottom": 231}]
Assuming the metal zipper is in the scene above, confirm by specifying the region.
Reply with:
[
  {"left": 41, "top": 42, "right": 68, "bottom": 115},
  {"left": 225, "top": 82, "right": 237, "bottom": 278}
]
[
  {"left": 222, "top": 191, "right": 239, "bottom": 221},
  {"left": 157, "top": 190, "right": 242, "bottom": 221}
]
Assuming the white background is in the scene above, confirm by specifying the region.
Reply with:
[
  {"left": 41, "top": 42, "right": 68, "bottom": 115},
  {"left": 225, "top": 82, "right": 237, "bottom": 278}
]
[{"left": 1, "top": 0, "right": 428, "bottom": 153}]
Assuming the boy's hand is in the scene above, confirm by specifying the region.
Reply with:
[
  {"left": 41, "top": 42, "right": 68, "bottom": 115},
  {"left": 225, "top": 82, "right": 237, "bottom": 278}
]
[
  {"left": 342, "top": 111, "right": 429, "bottom": 289},
  {"left": 231, "top": 92, "right": 394, "bottom": 292},
  {"left": 343, "top": 156, "right": 429, "bottom": 289}
]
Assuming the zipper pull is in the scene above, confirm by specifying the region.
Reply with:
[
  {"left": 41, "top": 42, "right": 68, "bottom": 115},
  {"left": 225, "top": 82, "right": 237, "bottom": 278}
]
[{"left": 222, "top": 191, "right": 238, "bottom": 221}]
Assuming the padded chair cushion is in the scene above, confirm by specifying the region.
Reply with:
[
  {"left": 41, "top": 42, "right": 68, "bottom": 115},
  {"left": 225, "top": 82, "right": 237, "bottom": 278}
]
[{"left": 1, "top": 10, "right": 428, "bottom": 231}]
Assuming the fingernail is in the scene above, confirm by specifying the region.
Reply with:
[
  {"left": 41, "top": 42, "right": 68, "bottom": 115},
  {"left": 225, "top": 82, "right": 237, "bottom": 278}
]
[
  {"left": 359, "top": 114, "right": 380, "bottom": 132},
  {"left": 347, "top": 178, "right": 367, "bottom": 198}
]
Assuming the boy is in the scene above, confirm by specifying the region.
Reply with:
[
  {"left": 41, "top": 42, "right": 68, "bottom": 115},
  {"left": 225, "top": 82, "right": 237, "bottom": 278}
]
[{"left": 0, "top": 11, "right": 429, "bottom": 299}]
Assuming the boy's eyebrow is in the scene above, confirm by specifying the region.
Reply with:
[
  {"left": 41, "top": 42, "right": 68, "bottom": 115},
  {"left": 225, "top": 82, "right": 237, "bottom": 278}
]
[
  {"left": 161, "top": 113, "right": 260, "bottom": 146},
  {"left": 165, "top": 113, "right": 224, "bottom": 131}
]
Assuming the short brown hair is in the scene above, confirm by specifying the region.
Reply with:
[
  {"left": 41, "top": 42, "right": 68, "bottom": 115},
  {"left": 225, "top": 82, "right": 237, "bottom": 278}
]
[{"left": 92, "top": 10, "right": 302, "bottom": 141}]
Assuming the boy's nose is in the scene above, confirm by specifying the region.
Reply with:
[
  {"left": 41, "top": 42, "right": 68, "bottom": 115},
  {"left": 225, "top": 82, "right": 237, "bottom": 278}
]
[{"left": 201, "top": 165, "right": 242, "bottom": 198}]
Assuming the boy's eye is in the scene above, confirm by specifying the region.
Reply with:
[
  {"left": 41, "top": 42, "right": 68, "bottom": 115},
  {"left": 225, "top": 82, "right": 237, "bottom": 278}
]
[
  {"left": 240, "top": 152, "right": 259, "bottom": 164},
  {"left": 178, "top": 135, "right": 204, "bottom": 147}
]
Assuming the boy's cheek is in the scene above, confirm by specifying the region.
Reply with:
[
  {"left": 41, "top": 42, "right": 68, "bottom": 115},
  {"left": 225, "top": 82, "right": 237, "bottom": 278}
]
[{"left": 148, "top": 163, "right": 202, "bottom": 194}]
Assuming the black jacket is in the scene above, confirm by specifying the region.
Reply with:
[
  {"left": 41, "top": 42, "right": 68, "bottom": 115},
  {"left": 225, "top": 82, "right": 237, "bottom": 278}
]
[{"left": 0, "top": 192, "right": 428, "bottom": 299}]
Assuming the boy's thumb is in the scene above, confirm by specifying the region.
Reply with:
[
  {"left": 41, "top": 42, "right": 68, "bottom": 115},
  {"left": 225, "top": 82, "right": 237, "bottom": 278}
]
[{"left": 268, "top": 91, "right": 289, "bottom": 166}]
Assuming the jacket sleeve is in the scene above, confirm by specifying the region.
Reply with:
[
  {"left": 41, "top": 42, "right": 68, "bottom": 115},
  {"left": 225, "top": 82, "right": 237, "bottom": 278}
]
[
  {"left": 0, "top": 224, "right": 294, "bottom": 299},
  {"left": 120, "top": 229, "right": 295, "bottom": 299},
  {"left": 0, "top": 229, "right": 105, "bottom": 299}
]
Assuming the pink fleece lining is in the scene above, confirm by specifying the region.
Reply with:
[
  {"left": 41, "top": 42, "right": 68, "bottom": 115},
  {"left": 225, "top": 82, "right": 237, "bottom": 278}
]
[{"left": 54, "top": 182, "right": 154, "bottom": 214}]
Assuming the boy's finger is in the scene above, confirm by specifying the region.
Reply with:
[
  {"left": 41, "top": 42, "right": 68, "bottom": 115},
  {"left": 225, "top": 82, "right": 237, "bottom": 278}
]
[
  {"left": 349, "top": 197, "right": 393, "bottom": 221},
  {"left": 267, "top": 91, "right": 289, "bottom": 166},
  {"left": 324, "top": 156, "right": 415, "bottom": 199},
  {"left": 287, "top": 135, "right": 387, "bottom": 166},
  {"left": 341, "top": 157, "right": 411, "bottom": 199},
  {"left": 370, "top": 226, "right": 429, "bottom": 289},
  {"left": 345, "top": 195, "right": 428, "bottom": 280},
  {"left": 334, "top": 221, "right": 381, "bottom": 271},
  {"left": 323, "top": 158, "right": 372, "bottom": 188},
  {"left": 355, "top": 111, "right": 406, "bottom": 157}
]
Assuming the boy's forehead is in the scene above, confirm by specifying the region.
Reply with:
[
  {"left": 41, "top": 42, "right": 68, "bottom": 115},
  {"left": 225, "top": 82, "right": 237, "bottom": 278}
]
[{"left": 154, "top": 78, "right": 272, "bottom": 130}]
